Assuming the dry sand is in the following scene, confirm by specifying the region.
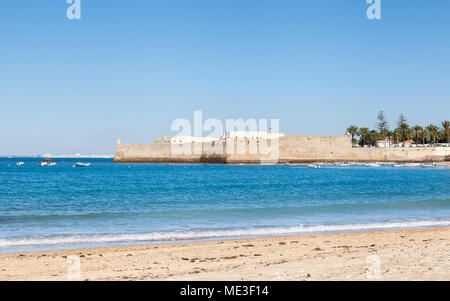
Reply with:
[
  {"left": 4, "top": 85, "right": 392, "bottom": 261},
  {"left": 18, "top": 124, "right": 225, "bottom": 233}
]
[{"left": 0, "top": 227, "right": 449, "bottom": 281}]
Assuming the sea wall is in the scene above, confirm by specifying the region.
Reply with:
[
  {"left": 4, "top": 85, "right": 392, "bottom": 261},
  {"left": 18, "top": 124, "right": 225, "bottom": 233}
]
[
  {"left": 277, "top": 135, "right": 353, "bottom": 163},
  {"left": 114, "top": 136, "right": 450, "bottom": 163},
  {"left": 114, "top": 141, "right": 227, "bottom": 163},
  {"left": 225, "top": 138, "right": 281, "bottom": 164},
  {"left": 350, "top": 147, "right": 450, "bottom": 162}
]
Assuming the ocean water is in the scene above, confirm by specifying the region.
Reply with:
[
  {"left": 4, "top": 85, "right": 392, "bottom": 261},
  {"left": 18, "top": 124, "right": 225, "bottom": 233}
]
[{"left": 0, "top": 158, "right": 449, "bottom": 253}]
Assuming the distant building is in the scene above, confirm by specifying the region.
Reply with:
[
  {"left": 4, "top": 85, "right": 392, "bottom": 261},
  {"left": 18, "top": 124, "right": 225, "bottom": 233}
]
[
  {"left": 376, "top": 139, "right": 391, "bottom": 148},
  {"left": 399, "top": 140, "right": 415, "bottom": 147},
  {"left": 154, "top": 131, "right": 285, "bottom": 145}
]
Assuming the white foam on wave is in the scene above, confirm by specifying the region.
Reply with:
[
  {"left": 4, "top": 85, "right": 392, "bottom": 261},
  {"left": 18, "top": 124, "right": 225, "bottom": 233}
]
[{"left": 1, "top": 219, "right": 449, "bottom": 248}]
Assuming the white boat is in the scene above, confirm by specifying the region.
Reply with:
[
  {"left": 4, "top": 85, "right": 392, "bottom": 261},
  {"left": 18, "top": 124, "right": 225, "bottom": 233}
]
[
  {"left": 421, "top": 163, "right": 436, "bottom": 168},
  {"left": 285, "top": 163, "right": 297, "bottom": 166},
  {"left": 392, "top": 164, "right": 405, "bottom": 167},
  {"left": 334, "top": 162, "right": 350, "bottom": 167},
  {"left": 38, "top": 162, "right": 48, "bottom": 167},
  {"left": 433, "top": 163, "right": 448, "bottom": 168},
  {"left": 403, "top": 163, "right": 421, "bottom": 167},
  {"left": 73, "top": 162, "right": 91, "bottom": 167},
  {"left": 307, "top": 164, "right": 321, "bottom": 168},
  {"left": 48, "top": 162, "right": 57, "bottom": 166},
  {"left": 365, "top": 163, "right": 381, "bottom": 167},
  {"left": 16, "top": 162, "right": 24, "bottom": 166}
]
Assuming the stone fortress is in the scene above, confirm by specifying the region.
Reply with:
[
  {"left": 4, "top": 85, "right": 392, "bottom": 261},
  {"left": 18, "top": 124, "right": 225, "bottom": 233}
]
[{"left": 114, "top": 131, "right": 450, "bottom": 164}]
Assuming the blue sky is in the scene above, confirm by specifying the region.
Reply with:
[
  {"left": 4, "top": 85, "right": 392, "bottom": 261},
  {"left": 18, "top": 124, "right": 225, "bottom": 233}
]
[{"left": 1, "top": 0, "right": 449, "bottom": 155}]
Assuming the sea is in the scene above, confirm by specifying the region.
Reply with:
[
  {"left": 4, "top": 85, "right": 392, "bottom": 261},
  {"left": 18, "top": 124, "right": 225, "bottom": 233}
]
[{"left": 0, "top": 158, "right": 449, "bottom": 253}]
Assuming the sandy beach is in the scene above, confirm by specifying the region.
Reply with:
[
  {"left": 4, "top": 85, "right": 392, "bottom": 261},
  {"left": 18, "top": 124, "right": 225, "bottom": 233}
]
[{"left": 0, "top": 227, "right": 449, "bottom": 281}]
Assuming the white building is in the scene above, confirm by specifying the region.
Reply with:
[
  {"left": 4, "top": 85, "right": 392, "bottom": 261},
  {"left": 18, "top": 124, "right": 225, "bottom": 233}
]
[
  {"left": 153, "top": 131, "right": 284, "bottom": 145},
  {"left": 376, "top": 139, "right": 391, "bottom": 148}
]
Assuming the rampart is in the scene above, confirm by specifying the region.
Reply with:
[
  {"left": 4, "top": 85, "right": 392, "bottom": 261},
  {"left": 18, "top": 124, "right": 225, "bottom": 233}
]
[{"left": 114, "top": 135, "right": 450, "bottom": 164}]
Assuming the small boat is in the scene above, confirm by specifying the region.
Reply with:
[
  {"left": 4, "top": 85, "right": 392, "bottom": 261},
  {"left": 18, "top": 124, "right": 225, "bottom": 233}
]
[
  {"left": 38, "top": 158, "right": 54, "bottom": 167},
  {"left": 307, "top": 164, "right": 321, "bottom": 168},
  {"left": 421, "top": 163, "right": 436, "bottom": 168},
  {"left": 285, "top": 163, "right": 296, "bottom": 166},
  {"left": 16, "top": 162, "right": 24, "bottom": 166},
  {"left": 334, "top": 162, "right": 350, "bottom": 167},
  {"left": 392, "top": 164, "right": 405, "bottom": 167},
  {"left": 73, "top": 162, "right": 91, "bottom": 167},
  {"left": 365, "top": 163, "right": 381, "bottom": 167},
  {"left": 433, "top": 163, "right": 447, "bottom": 168},
  {"left": 403, "top": 163, "right": 421, "bottom": 167}
]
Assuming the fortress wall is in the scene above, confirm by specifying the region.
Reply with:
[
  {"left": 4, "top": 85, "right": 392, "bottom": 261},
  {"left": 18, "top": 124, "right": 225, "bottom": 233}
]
[
  {"left": 225, "top": 138, "right": 281, "bottom": 164},
  {"left": 114, "top": 136, "right": 450, "bottom": 163},
  {"left": 350, "top": 147, "right": 450, "bottom": 162},
  {"left": 114, "top": 143, "right": 203, "bottom": 163},
  {"left": 114, "top": 142, "right": 227, "bottom": 163},
  {"left": 278, "top": 136, "right": 450, "bottom": 162},
  {"left": 201, "top": 141, "right": 227, "bottom": 163},
  {"left": 278, "top": 135, "right": 353, "bottom": 163}
]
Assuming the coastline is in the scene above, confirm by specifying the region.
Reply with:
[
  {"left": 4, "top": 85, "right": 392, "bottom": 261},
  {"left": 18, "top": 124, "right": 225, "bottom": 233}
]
[{"left": 1, "top": 227, "right": 449, "bottom": 281}]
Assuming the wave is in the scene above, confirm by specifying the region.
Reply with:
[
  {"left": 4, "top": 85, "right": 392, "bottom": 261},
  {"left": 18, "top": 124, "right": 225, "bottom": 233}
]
[
  {"left": 1, "top": 219, "right": 449, "bottom": 248},
  {"left": 1, "top": 198, "right": 449, "bottom": 222}
]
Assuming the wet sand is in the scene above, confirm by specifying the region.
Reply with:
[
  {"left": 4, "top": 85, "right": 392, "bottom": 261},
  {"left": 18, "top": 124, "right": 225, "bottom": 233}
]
[{"left": 0, "top": 227, "right": 449, "bottom": 281}]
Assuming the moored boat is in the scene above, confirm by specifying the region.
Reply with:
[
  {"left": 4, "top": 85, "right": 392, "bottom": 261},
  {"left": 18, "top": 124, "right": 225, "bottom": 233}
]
[
  {"left": 73, "top": 162, "right": 91, "bottom": 167},
  {"left": 334, "top": 162, "right": 350, "bottom": 167},
  {"left": 421, "top": 163, "right": 436, "bottom": 168},
  {"left": 307, "top": 164, "right": 321, "bottom": 168},
  {"left": 404, "top": 163, "right": 421, "bottom": 167},
  {"left": 365, "top": 163, "right": 381, "bottom": 167}
]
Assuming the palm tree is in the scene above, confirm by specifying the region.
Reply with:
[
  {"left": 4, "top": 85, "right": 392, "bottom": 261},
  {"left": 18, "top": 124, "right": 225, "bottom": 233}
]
[
  {"left": 418, "top": 129, "right": 427, "bottom": 145},
  {"left": 411, "top": 125, "right": 423, "bottom": 145},
  {"left": 425, "top": 124, "right": 439, "bottom": 145},
  {"left": 359, "top": 127, "right": 370, "bottom": 146},
  {"left": 441, "top": 121, "right": 450, "bottom": 143},
  {"left": 346, "top": 125, "right": 359, "bottom": 145},
  {"left": 368, "top": 130, "right": 379, "bottom": 146},
  {"left": 385, "top": 130, "right": 394, "bottom": 147}
]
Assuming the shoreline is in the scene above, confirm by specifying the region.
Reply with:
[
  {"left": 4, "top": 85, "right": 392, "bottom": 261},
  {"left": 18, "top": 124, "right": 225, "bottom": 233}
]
[
  {"left": 113, "top": 160, "right": 450, "bottom": 164},
  {"left": 1, "top": 227, "right": 449, "bottom": 281},
  {"left": 2, "top": 220, "right": 450, "bottom": 255}
]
